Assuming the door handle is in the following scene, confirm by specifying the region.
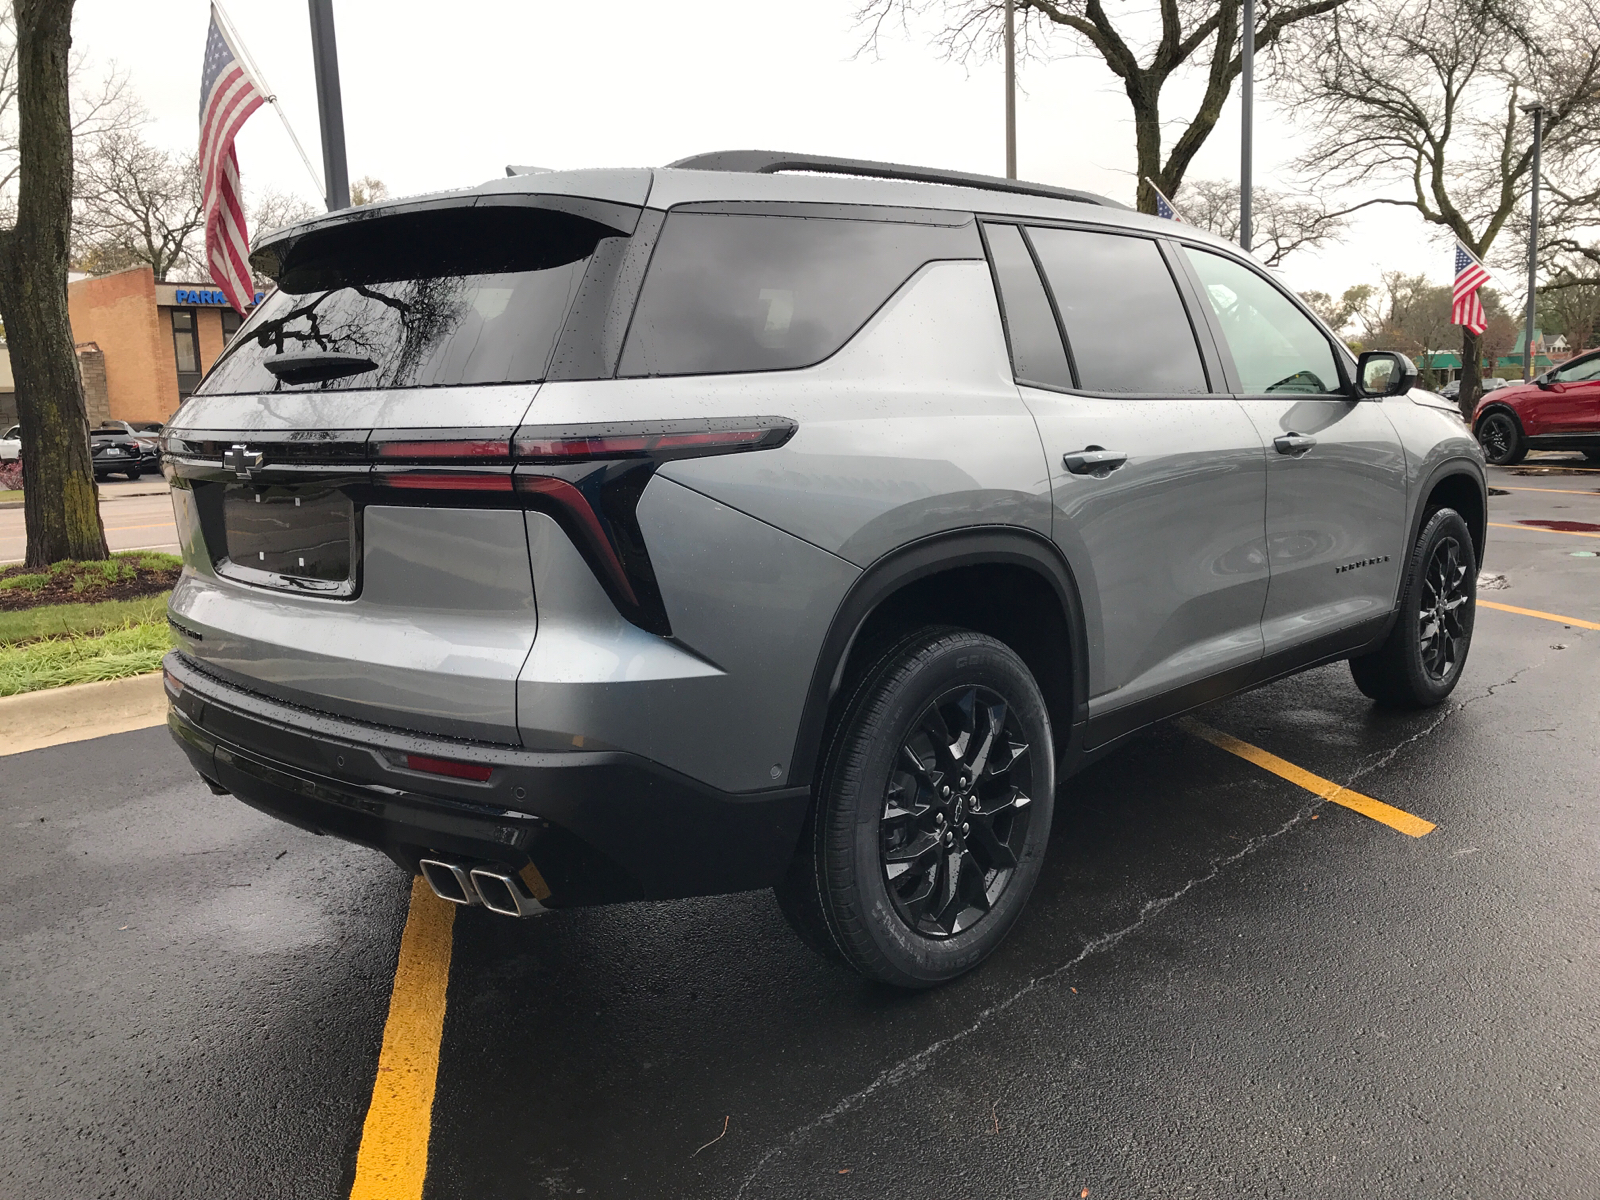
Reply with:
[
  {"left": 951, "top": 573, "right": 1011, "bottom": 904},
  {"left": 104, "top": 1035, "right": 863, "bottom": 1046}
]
[
  {"left": 1274, "top": 433, "right": 1316, "bottom": 456},
  {"left": 1062, "top": 447, "right": 1128, "bottom": 476}
]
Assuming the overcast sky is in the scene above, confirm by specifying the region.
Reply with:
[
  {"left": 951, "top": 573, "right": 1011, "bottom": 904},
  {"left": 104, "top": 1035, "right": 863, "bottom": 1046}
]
[{"left": 72, "top": 0, "right": 1481, "bottom": 298}]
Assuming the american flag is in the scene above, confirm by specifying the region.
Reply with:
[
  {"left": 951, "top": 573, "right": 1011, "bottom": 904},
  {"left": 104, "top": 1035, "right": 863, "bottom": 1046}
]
[
  {"left": 199, "top": 6, "right": 266, "bottom": 314},
  {"left": 1452, "top": 243, "right": 1491, "bottom": 336},
  {"left": 1146, "top": 179, "right": 1185, "bottom": 222}
]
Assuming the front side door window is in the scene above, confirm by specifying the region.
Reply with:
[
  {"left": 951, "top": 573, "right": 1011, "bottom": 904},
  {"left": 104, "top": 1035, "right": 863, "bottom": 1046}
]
[
  {"left": 1185, "top": 246, "right": 1407, "bottom": 651},
  {"left": 987, "top": 221, "right": 1268, "bottom": 729},
  {"left": 1545, "top": 351, "right": 1600, "bottom": 432}
]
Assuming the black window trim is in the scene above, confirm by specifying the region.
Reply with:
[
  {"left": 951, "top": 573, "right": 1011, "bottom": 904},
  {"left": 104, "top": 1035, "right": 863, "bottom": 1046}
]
[
  {"left": 980, "top": 214, "right": 1220, "bottom": 401},
  {"left": 1167, "top": 237, "right": 1357, "bottom": 399},
  {"left": 977, "top": 220, "right": 1077, "bottom": 392}
]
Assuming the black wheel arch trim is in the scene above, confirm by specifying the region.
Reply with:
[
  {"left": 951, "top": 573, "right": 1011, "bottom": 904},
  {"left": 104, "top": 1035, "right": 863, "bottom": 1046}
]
[
  {"left": 1409, "top": 457, "right": 1487, "bottom": 585},
  {"left": 786, "top": 526, "right": 1090, "bottom": 790}
]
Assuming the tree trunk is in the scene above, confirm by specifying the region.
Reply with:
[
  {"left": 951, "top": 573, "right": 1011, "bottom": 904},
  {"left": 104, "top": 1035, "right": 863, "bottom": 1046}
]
[
  {"left": 1457, "top": 327, "right": 1483, "bottom": 422},
  {"left": 0, "top": 0, "right": 106, "bottom": 567},
  {"left": 1130, "top": 86, "right": 1164, "bottom": 215}
]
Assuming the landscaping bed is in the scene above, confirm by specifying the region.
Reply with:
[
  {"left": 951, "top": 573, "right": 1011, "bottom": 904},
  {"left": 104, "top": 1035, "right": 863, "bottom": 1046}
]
[
  {"left": 0, "top": 553, "right": 180, "bottom": 696},
  {"left": 0, "top": 550, "right": 182, "bottom": 612}
]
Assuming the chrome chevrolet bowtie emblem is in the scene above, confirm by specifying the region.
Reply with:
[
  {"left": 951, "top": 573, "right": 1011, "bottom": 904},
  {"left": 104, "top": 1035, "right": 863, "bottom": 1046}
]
[{"left": 223, "top": 444, "right": 264, "bottom": 479}]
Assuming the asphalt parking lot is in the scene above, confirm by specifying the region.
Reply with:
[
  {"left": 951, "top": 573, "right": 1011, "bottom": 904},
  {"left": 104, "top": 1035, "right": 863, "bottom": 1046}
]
[{"left": 3, "top": 456, "right": 1598, "bottom": 1199}]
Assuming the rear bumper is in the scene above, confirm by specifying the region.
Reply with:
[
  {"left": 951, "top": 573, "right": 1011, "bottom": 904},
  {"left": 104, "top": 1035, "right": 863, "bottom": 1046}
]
[{"left": 162, "top": 651, "right": 809, "bottom": 906}]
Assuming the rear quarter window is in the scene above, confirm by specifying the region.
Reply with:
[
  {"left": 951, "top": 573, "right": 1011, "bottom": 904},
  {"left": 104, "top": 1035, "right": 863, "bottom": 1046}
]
[{"left": 618, "top": 210, "right": 979, "bottom": 377}]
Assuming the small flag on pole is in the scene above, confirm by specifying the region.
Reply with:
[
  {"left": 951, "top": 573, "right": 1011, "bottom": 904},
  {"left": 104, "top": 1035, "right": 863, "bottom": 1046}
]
[
  {"left": 1452, "top": 242, "right": 1491, "bottom": 336},
  {"left": 199, "top": 4, "right": 266, "bottom": 314},
  {"left": 1145, "top": 179, "right": 1185, "bottom": 223}
]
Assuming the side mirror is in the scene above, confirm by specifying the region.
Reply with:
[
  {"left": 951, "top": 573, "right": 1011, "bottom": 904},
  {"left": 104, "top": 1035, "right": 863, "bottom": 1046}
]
[{"left": 1355, "top": 350, "right": 1419, "bottom": 399}]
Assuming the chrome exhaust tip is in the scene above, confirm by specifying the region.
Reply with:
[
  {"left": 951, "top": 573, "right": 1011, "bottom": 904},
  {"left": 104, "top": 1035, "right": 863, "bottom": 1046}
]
[
  {"left": 469, "top": 867, "right": 547, "bottom": 918},
  {"left": 419, "top": 858, "right": 479, "bottom": 906}
]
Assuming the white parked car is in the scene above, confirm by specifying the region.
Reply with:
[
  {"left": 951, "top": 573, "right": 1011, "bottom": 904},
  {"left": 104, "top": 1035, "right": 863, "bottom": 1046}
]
[{"left": 0, "top": 424, "right": 20, "bottom": 462}]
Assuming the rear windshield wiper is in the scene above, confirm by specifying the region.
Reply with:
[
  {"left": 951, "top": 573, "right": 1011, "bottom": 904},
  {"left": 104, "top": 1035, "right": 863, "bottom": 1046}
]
[{"left": 261, "top": 351, "right": 378, "bottom": 386}]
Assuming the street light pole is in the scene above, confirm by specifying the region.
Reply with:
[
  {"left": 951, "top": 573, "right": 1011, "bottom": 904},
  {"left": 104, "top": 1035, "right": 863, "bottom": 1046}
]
[
  {"left": 1240, "top": 0, "right": 1254, "bottom": 252},
  {"left": 308, "top": 0, "right": 350, "bottom": 211},
  {"left": 1004, "top": 0, "right": 1016, "bottom": 180},
  {"left": 1521, "top": 102, "right": 1544, "bottom": 382}
]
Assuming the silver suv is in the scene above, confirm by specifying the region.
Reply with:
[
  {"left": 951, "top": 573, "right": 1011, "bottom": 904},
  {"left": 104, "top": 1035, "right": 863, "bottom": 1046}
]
[{"left": 161, "top": 152, "right": 1485, "bottom": 987}]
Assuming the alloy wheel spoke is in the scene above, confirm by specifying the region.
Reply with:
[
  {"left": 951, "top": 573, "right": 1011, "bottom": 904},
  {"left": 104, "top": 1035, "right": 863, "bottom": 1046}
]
[{"left": 965, "top": 811, "right": 1018, "bottom": 870}]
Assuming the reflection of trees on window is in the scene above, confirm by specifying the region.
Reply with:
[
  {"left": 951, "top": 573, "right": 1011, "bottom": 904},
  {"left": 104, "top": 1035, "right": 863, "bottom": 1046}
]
[{"left": 247, "top": 277, "right": 467, "bottom": 389}]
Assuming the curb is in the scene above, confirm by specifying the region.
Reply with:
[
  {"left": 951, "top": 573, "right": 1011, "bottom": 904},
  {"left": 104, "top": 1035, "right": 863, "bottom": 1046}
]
[{"left": 0, "top": 671, "right": 167, "bottom": 756}]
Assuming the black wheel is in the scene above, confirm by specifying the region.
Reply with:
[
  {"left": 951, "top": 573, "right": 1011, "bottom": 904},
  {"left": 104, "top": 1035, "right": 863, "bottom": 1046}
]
[
  {"left": 1350, "top": 509, "right": 1476, "bottom": 708},
  {"left": 124, "top": 464, "right": 140, "bottom": 480},
  {"left": 1475, "top": 411, "right": 1526, "bottom": 465},
  {"left": 775, "top": 628, "right": 1054, "bottom": 987},
  {"left": 1583, "top": 450, "right": 1600, "bottom": 465}
]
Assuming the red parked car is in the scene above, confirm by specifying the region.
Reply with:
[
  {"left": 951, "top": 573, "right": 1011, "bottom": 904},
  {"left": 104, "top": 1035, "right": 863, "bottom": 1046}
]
[{"left": 1473, "top": 348, "right": 1600, "bottom": 465}]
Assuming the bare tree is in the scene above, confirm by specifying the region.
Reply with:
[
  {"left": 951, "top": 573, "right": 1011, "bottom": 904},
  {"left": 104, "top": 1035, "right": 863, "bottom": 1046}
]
[
  {"left": 0, "top": 0, "right": 107, "bottom": 565},
  {"left": 1285, "top": 0, "right": 1600, "bottom": 414},
  {"left": 0, "top": 6, "right": 135, "bottom": 218},
  {"left": 350, "top": 175, "right": 388, "bottom": 206},
  {"left": 858, "top": 0, "right": 1346, "bottom": 213},
  {"left": 249, "top": 186, "right": 317, "bottom": 245},
  {"left": 73, "top": 127, "right": 203, "bottom": 280},
  {"left": 1181, "top": 178, "right": 1346, "bottom": 264},
  {"left": 1541, "top": 272, "right": 1600, "bottom": 351}
]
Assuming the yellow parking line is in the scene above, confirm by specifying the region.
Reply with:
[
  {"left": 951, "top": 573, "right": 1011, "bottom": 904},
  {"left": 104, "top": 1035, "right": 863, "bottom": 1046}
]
[
  {"left": 1488, "top": 521, "right": 1600, "bottom": 539},
  {"left": 1178, "top": 717, "right": 1435, "bottom": 837},
  {"left": 350, "top": 878, "right": 456, "bottom": 1200},
  {"left": 1478, "top": 599, "right": 1600, "bottom": 631},
  {"left": 1498, "top": 486, "right": 1600, "bottom": 496}
]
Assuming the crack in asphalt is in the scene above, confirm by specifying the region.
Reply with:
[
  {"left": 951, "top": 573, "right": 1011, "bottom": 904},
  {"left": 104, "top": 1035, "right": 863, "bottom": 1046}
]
[
  {"left": 731, "top": 802, "right": 1318, "bottom": 1198},
  {"left": 734, "top": 646, "right": 1562, "bottom": 1196}
]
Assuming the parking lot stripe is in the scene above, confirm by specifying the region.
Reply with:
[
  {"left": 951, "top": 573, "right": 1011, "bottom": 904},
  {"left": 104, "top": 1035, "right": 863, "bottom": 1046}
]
[
  {"left": 1499, "top": 485, "right": 1600, "bottom": 497},
  {"left": 349, "top": 878, "right": 456, "bottom": 1200},
  {"left": 1478, "top": 599, "right": 1600, "bottom": 631},
  {"left": 1488, "top": 521, "right": 1600, "bottom": 539},
  {"left": 1178, "top": 718, "right": 1435, "bottom": 837}
]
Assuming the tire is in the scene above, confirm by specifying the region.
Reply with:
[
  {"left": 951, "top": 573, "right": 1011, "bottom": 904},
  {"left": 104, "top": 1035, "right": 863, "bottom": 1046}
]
[
  {"left": 775, "top": 628, "right": 1055, "bottom": 987},
  {"left": 1583, "top": 450, "right": 1600, "bottom": 465},
  {"left": 1350, "top": 508, "right": 1477, "bottom": 708},
  {"left": 124, "top": 464, "right": 140, "bottom": 480},
  {"left": 1475, "top": 410, "right": 1526, "bottom": 465}
]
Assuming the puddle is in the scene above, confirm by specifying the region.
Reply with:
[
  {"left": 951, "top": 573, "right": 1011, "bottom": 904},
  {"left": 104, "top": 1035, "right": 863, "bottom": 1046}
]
[{"left": 1518, "top": 519, "right": 1600, "bottom": 533}]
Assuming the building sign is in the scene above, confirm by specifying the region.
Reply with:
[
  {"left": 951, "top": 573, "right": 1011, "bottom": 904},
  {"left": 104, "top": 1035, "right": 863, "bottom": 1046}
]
[{"left": 155, "top": 283, "right": 264, "bottom": 309}]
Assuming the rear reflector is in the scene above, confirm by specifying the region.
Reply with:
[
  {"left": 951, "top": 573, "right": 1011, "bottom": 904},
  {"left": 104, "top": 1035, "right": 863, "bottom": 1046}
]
[{"left": 405, "top": 754, "right": 493, "bottom": 782}]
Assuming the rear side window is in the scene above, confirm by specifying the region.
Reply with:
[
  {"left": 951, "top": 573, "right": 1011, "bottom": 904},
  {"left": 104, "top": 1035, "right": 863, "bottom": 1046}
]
[
  {"left": 1184, "top": 248, "right": 1340, "bottom": 395},
  {"left": 1027, "top": 227, "right": 1208, "bottom": 395},
  {"left": 618, "top": 212, "right": 974, "bottom": 377},
  {"left": 982, "top": 223, "right": 1073, "bottom": 390},
  {"left": 198, "top": 207, "right": 621, "bottom": 394}
]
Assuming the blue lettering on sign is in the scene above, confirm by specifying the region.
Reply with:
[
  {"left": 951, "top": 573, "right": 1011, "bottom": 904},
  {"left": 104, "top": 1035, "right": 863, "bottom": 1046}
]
[{"left": 170, "top": 287, "right": 262, "bottom": 307}]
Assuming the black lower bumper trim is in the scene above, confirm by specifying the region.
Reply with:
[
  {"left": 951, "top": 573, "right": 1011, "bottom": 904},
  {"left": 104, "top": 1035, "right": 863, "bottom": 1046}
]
[{"left": 163, "top": 652, "right": 810, "bottom": 906}]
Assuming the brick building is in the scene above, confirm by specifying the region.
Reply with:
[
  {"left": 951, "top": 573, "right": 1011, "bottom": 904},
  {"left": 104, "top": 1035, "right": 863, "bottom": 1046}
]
[{"left": 65, "top": 265, "right": 261, "bottom": 425}]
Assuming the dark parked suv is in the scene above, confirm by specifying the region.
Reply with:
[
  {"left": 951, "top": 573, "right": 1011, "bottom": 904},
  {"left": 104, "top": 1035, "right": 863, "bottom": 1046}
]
[{"left": 161, "top": 153, "right": 1485, "bottom": 986}]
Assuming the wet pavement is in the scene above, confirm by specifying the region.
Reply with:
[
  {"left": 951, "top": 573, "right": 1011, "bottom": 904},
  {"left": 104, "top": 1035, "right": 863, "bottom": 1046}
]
[{"left": 3, "top": 457, "right": 1597, "bottom": 1198}]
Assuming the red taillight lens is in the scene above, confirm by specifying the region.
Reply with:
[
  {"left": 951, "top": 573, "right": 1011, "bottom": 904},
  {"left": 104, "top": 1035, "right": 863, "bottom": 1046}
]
[
  {"left": 513, "top": 418, "right": 795, "bottom": 462},
  {"left": 374, "top": 439, "right": 512, "bottom": 460},
  {"left": 404, "top": 754, "right": 492, "bottom": 782},
  {"left": 380, "top": 471, "right": 514, "bottom": 491}
]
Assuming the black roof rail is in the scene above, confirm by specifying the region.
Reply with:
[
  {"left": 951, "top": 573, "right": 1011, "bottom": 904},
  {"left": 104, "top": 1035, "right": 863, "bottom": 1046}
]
[{"left": 665, "top": 150, "right": 1126, "bottom": 209}]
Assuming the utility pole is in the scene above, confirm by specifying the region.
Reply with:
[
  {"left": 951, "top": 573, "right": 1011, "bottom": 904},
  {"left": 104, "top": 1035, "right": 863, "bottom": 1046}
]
[
  {"left": 1521, "top": 101, "right": 1544, "bottom": 382},
  {"left": 1240, "top": 0, "right": 1254, "bottom": 252},
  {"left": 1004, "top": 0, "right": 1016, "bottom": 179},
  {"left": 308, "top": 0, "right": 350, "bottom": 211}
]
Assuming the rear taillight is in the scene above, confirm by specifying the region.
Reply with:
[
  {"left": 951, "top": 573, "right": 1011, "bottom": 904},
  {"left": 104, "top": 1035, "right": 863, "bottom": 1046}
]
[
  {"left": 404, "top": 754, "right": 492, "bottom": 782},
  {"left": 513, "top": 417, "right": 794, "bottom": 462}
]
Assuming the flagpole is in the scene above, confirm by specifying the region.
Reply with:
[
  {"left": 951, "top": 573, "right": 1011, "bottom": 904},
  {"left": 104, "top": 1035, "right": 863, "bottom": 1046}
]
[{"left": 210, "top": 1, "right": 325, "bottom": 201}]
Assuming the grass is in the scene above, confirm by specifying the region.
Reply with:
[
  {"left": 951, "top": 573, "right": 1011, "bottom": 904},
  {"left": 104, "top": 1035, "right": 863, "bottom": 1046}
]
[
  {"left": 0, "top": 550, "right": 182, "bottom": 608},
  {"left": 0, "top": 585, "right": 176, "bottom": 698},
  {"left": 0, "top": 619, "right": 174, "bottom": 697},
  {"left": 0, "top": 593, "right": 170, "bottom": 644}
]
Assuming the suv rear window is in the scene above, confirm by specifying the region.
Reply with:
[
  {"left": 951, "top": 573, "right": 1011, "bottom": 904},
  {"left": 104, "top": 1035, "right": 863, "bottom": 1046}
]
[
  {"left": 197, "top": 207, "right": 622, "bottom": 394},
  {"left": 618, "top": 210, "right": 977, "bottom": 377}
]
